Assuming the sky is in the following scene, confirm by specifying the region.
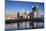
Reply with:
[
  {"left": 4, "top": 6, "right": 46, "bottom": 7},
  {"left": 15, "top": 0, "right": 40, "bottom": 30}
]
[{"left": 5, "top": 0, "right": 44, "bottom": 15}]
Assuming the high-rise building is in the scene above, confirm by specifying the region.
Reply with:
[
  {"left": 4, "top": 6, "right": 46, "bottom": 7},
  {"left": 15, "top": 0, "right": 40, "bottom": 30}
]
[
  {"left": 29, "top": 6, "right": 41, "bottom": 18},
  {"left": 32, "top": 6, "right": 41, "bottom": 18},
  {"left": 29, "top": 12, "right": 34, "bottom": 18},
  {"left": 17, "top": 12, "right": 20, "bottom": 18}
]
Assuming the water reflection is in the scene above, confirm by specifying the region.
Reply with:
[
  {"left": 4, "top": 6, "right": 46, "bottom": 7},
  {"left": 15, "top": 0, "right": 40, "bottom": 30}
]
[{"left": 5, "top": 21, "right": 44, "bottom": 30}]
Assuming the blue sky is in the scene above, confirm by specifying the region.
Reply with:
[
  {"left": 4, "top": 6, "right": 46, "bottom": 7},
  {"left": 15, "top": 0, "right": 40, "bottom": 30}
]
[{"left": 5, "top": 1, "right": 44, "bottom": 15}]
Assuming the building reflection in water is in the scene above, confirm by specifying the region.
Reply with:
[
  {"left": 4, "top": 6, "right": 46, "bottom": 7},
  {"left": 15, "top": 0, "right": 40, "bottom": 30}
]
[
  {"left": 5, "top": 21, "right": 44, "bottom": 30},
  {"left": 5, "top": 21, "right": 33, "bottom": 30},
  {"left": 16, "top": 21, "right": 32, "bottom": 29}
]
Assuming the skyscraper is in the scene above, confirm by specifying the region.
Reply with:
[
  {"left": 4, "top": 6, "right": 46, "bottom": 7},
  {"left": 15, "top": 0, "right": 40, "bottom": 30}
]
[
  {"left": 32, "top": 6, "right": 40, "bottom": 18},
  {"left": 17, "top": 12, "right": 20, "bottom": 18}
]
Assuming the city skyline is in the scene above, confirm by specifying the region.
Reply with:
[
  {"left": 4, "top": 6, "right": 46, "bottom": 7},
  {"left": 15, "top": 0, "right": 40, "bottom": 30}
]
[{"left": 5, "top": 1, "right": 44, "bottom": 30}]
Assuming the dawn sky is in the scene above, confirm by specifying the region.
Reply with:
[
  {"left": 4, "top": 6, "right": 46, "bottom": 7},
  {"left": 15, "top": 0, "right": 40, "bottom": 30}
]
[{"left": 5, "top": 1, "right": 44, "bottom": 15}]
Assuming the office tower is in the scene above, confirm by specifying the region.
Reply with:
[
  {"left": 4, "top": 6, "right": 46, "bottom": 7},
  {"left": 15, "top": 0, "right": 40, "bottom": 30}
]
[
  {"left": 25, "top": 11, "right": 26, "bottom": 15},
  {"left": 32, "top": 6, "right": 40, "bottom": 18},
  {"left": 17, "top": 12, "right": 20, "bottom": 18}
]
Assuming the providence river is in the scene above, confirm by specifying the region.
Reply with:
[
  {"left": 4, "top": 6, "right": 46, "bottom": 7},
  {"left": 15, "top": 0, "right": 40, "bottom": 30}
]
[{"left": 5, "top": 18, "right": 44, "bottom": 31}]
